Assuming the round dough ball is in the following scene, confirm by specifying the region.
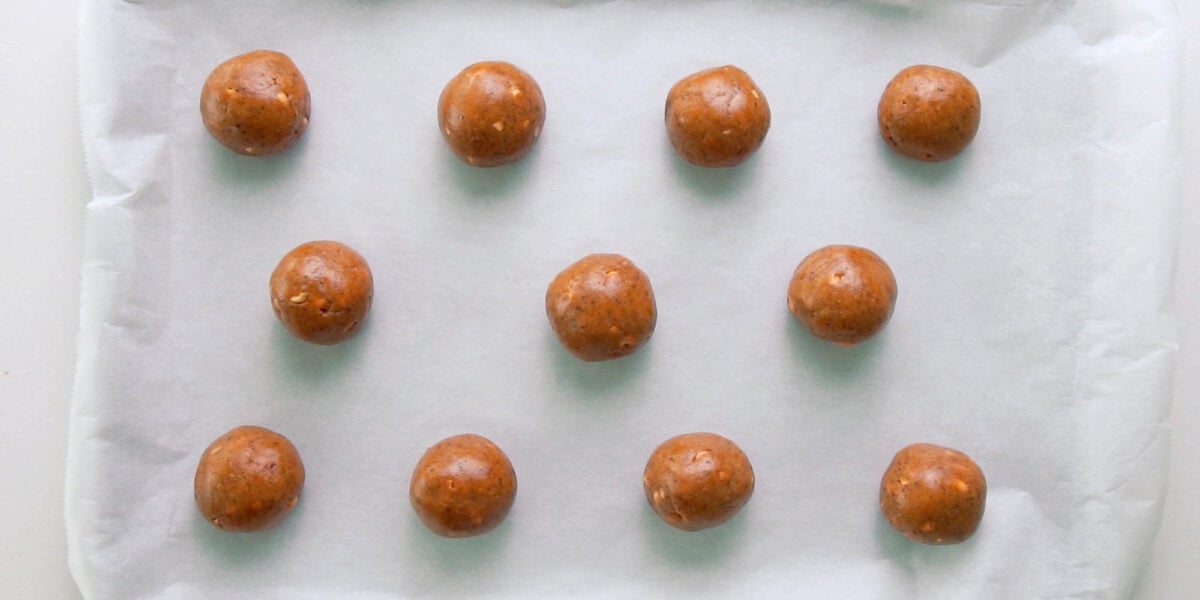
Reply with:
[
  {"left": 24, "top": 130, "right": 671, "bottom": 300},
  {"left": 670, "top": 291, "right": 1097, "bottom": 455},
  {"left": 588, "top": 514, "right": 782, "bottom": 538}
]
[
  {"left": 438, "top": 61, "right": 546, "bottom": 167},
  {"left": 665, "top": 65, "right": 770, "bottom": 167},
  {"left": 787, "top": 245, "right": 897, "bottom": 346},
  {"left": 200, "top": 50, "right": 311, "bottom": 156},
  {"left": 877, "top": 65, "right": 980, "bottom": 162},
  {"left": 269, "top": 241, "right": 373, "bottom": 345},
  {"left": 194, "top": 425, "right": 305, "bottom": 532},
  {"left": 409, "top": 434, "right": 517, "bottom": 538},
  {"left": 879, "top": 443, "right": 987, "bottom": 545},
  {"left": 643, "top": 432, "right": 755, "bottom": 532},
  {"left": 545, "top": 254, "right": 657, "bottom": 362}
]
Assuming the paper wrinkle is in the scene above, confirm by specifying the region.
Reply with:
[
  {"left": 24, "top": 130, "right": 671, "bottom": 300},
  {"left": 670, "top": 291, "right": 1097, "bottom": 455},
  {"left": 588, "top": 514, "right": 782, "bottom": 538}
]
[
  {"left": 1064, "top": 0, "right": 1175, "bottom": 49},
  {"left": 66, "top": 0, "right": 1180, "bottom": 599}
]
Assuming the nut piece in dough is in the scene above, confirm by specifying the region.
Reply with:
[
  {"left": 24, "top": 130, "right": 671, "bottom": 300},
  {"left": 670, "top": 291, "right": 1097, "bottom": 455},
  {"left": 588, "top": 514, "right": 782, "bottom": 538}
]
[
  {"left": 787, "top": 245, "right": 897, "bottom": 346},
  {"left": 193, "top": 425, "right": 305, "bottom": 532},
  {"left": 409, "top": 434, "right": 518, "bottom": 538},
  {"left": 269, "top": 241, "right": 373, "bottom": 345},
  {"left": 643, "top": 432, "right": 755, "bottom": 531},
  {"left": 438, "top": 61, "right": 546, "bottom": 167},
  {"left": 665, "top": 65, "right": 771, "bottom": 167},
  {"left": 879, "top": 443, "right": 987, "bottom": 545},
  {"left": 200, "top": 50, "right": 311, "bottom": 156},
  {"left": 877, "top": 65, "right": 980, "bottom": 162},
  {"left": 545, "top": 253, "right": 657, "bottom": 362}
]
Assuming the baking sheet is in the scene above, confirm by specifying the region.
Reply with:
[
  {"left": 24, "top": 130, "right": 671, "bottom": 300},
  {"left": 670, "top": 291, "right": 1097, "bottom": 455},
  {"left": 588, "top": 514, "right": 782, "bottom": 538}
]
[{"left": 67, "top": 0, "right": 1182, "bottom": 598}]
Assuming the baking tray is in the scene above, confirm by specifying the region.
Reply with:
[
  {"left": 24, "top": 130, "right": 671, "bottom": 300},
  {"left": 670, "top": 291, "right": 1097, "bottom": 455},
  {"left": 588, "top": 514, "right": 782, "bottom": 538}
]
[{"left": 67, "top": 1, "right": 1181, "bottom": 597}]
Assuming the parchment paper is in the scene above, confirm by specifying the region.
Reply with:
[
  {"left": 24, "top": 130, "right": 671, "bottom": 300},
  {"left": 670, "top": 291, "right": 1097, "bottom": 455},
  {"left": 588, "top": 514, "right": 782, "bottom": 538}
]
[{"left": 67, "top": 0, "right": 1182, "bottom": 598}]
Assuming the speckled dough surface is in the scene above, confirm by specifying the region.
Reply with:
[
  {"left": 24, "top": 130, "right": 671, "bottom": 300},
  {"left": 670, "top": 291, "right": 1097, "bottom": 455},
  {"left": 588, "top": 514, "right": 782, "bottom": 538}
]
[
  {"left": 200, "top": 50, "right": 311, "bottom": 156},
  {"left": 643, "top": 432, "right": 755, "bottom": 532},
  {"left": 438, "top": 61, "right": 546, "bottom": 167},
  {"left": 193, "top": 426, "right": 305, "bottom": 532},
  {"left": 787, "top": 245, "right": 897, "bottom": 345},
  {"left": 269, "top": 241, "right": 373, "bottom": 345},
  {"left": 879, "top": 443, "right": 987, "bottom": 545},
  {"left": 665, "top": 65, "right": 770, "bottom": 167},
  {"left": 409, "top": 434, "right": 517, "bottom": 538},
  {"left": 545, "top": 253, "right": 657, "bottom": 362},
  {"left": 877, "top": 65, "right": 980, "bottom": 162}
]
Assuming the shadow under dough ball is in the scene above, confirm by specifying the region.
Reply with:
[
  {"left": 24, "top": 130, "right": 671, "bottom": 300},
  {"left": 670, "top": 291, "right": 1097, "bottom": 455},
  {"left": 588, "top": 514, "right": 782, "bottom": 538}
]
[
  {"left": 787, "top": 244, "right": 897, "bottom": 346},
  {"left": 877, "top": 64, "right": 980, "bottom": 162},
  {"left": 545, "top": 253, "right": 657, "bottom": 362},
  {"left": 194, "top": 425, "right": 305, "bottom": 532},
  {"left": 269, "top": 241, "right": 373, "bottom": 345},
  {"left": 879, "top": 443, "right": 987, "bottom": 545},
  {"left": 409, "top": 434, "right": 518, "bottom": 538},
  {"left": 643, "top": 432, "right": 755, "bottom": 532},
  {"left": 665, "top": 65, "right": 770, "bottom": 167},
  {"left": 200, "top": 50, "right": 311, "bottom": 156},
  {"left": 438, "top": 61, "right": 546, "bottom": 167}
]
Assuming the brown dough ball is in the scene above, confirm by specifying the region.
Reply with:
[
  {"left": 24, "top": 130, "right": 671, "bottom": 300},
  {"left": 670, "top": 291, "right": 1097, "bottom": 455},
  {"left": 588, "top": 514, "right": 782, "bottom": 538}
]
[
  {"left": 200, "top": 50, "right": 311, "bottom": 156},
  {"left": 787, "top": 245, "right": 897, "bottom": 346},
  {"left": 545, "top": 254, "right": 657, "bottom": 362},
  {"left": 194, "top": 425, "right": 305, "bottom": 532},
  {"left": 877, "top": 65, "right": 980, "bottom": 162},
  {"left": 643, "top": 432, "right": 755, "bottom": 532},
  {"left": 409, "top": 434, "right": 517, "bottom": 538},
  {"left": 665, "top": 65, "right": 770, "bottom": 167},
  {"left": 879, "top": 443, "right": 987, "bottom": 545},
  {"left": 438, "top": 61, "right": 546, "bottom": 167},
  {"left": 269, "top": 241, "right": 373, "bottom": 345}
]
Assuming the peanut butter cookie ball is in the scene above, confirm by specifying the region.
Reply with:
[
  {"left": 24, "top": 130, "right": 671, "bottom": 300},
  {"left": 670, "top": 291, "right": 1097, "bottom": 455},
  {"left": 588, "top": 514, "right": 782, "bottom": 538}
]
[
  {"left": 877, "top": 65, "right": 980, "bottom": 162},
  {"left": 438, "top": 61, "right": 546, "bottom": 167},
  {"left": 409, "top": 434, "right": 518, "bottom": 538},
  {"left": 880, "top": 443, "right": 987, "bottom": 545},
  {"left": 665, "top": 65, "right": 770, "bottom": 167},
  {"left": 200, "top": 50, "right": 311, "bottom": 156},
  {"left": 787, "top": 245, "right": 897, "bottom": 345},
  {"left": 545, "top": 254, "right": 656, "bottom": 362},
  {"left": 643, "top": 432, "right": 755, "bottom": 532},
  {"left": 194, "top": 425, "right": 305, "bottom": 532},
  {"left": 269, "top": 241, "right": 373, "bottom": 345}
]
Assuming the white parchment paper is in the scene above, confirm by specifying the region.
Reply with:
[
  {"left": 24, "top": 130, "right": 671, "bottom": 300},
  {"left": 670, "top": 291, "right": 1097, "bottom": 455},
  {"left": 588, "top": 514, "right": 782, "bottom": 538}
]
[{"left": 68, "top": 0, "right": 1182, "bottom": 598}]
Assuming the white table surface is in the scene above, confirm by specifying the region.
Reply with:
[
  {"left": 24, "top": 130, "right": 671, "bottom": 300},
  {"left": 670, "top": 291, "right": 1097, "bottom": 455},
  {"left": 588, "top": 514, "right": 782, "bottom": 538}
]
[{"left": 1, "top": 1, "right": 1194, "bottom": 598}]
